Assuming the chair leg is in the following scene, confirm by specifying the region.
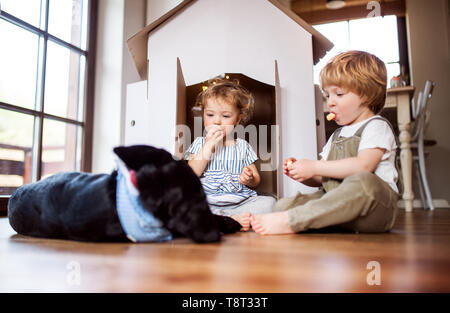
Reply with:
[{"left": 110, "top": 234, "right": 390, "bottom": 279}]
[
  {"left": 418, "top": 131, "right": 435, "bottom": 210},
  {"left": 414, "top": 159, "right": 427, "bottom": 210}
]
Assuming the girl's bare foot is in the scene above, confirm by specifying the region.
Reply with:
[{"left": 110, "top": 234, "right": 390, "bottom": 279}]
[
  {"left": 231, "top": 212, "right": 252, "bottom": 231},
  {"left": 250, "top": 211, "right": 295, "bottom": 235}
]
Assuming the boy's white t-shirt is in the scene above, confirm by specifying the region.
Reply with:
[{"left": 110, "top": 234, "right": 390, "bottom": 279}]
[{"left": 319, "top": 115, "right": 399, "bottom": 193}]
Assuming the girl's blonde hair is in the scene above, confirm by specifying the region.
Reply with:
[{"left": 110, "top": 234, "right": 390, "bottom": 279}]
[
  {"left": 320, "top": 50, "right": 387, "bottom": 114},
  {"left": 193, "top": 77, "right": 254, "bottom": 124}
]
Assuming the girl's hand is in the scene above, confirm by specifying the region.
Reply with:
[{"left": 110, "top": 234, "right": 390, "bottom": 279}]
[
  {"left": 204, "top": 125, "right": 224, "bottom": 152},
  {"left": 283, "top": 157, "right": 297, "bottom": 176},
  {"left": 286, "top": 159, "right": 317, "bottom": 182},
  {"left": 238, "top": 166, "right": 254, "bottom": 186}
]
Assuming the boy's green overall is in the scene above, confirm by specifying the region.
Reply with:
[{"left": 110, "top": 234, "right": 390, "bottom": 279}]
[{"left": 274, "top": 117, "right": 399, "bottom": 233}]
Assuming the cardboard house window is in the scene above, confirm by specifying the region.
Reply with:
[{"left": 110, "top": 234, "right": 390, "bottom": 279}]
[{"left": 178, "top": 73, "right": 278, "bottom": 196}]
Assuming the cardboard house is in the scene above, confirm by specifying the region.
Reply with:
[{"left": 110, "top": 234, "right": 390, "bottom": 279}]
[{"left": 126, "top": 0, "right": 333, "bottom": 198}]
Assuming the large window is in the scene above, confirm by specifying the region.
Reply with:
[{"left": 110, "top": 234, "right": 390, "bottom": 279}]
[
  {"left": 0, "top": 0, "right": 96, "bottom": 210},
  {"left": 313, "top": 15, "right": 403, "bottom": 85}
]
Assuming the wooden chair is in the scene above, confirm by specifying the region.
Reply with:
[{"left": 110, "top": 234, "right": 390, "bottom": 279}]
[{"left": 411, "top": 80, "right": 436, "bottom": 210}]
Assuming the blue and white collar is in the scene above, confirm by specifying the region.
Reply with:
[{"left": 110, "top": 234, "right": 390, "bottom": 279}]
[{"left": 114, "top": 156, "right": 172, "bottom": 243}]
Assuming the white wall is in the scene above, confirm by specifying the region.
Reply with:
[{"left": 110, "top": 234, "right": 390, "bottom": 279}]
[
  {"left": 146, "top": 0, "right": 183, "bottom": 24},
  {"left": 92, "top": 0, "right": 145, "bottom": 173},
  {"left": 406, "top": 0, "right": 450, "bottom": 201},
  {"left": 92, "top": 0, "right": 184, "bottom": 174},
  {"left": 122, "top": 0, "right": 147, "bottom": 142}
]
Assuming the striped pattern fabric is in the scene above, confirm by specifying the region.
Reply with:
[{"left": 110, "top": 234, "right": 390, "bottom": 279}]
[
  {"left": 185, "top": 137, "right": 258, "bottom": 198},
  {"left": 115, "top": 157, "right": 172, "bottom": 243}
]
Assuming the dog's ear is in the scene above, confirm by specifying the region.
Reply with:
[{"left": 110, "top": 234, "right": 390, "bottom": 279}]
[{"left": 113, "top": 145, "right": 174, "bottom": 171}]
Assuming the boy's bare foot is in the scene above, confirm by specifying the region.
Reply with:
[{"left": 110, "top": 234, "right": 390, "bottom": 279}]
[
  {"left": 231, "top": 212, "right": 252, "bottom": 231},
  {"left": 250, "top": 211, "right": 295, "bottom": 235}
]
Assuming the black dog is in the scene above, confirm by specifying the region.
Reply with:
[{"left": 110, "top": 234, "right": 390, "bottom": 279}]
[{"left": 8, "top": 145, "right": 241, "bottom": 243}]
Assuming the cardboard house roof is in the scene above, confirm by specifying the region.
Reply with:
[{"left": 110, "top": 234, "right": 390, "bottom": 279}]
[{"left": 127, "top": 0, "right": 334, "bottom": 80}]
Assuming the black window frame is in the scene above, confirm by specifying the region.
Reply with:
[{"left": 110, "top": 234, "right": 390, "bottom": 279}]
[{"left": 0, "top": 0, "right": 98, "bottom": 216}]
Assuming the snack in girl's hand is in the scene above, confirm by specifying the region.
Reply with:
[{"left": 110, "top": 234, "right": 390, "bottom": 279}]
[
  {"left": 285, "top": 158, "right": 296, "bottom": 168},
  {"left": 284, "top": 158, "right": 296, "bottom": 174}
]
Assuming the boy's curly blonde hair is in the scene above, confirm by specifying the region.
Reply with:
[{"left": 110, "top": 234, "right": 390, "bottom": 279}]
[
  {"left": 320, "top": 50, "right": 387, "bottom": 114},
  {"left": 193, "top": 77, "right": 254, "bottom": 124}
]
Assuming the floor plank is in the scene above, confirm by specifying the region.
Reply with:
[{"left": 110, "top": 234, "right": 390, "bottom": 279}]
[{"left": 1, "top": 209, "right": 450, "bottom": 292}]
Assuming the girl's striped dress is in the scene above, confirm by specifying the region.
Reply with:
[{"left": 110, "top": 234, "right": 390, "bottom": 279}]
[{"left": 185, "top": 137, "right": 258, "bottom": 199}]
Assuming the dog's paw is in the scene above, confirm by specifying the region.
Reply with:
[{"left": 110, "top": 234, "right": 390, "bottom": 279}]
[{"left": 214, "top": 215, "right": 242, "bottom": 234}]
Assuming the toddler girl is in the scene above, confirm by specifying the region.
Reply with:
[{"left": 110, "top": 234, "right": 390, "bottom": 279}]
[{"left": 185, "top": 78, "right": 275, "bottom": 230}]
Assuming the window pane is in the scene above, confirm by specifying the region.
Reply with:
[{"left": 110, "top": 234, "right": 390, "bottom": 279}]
[
  {"left": 44, "top": 41, "right": 85, "bottom": 121},
  {"left": 42, "top": 119, "right": 81, "bottom": 178},
  {"left": 313, "top": 21, "right": 350, "bottom": 84},
  {"left": 0, "top": 19, "right": 41, "bottom": 110},
  {"left": 0, "top": 0, "right": 44, "bottom": 28},
  {"left": 0, "top": 109, "right": 35, "bottom": 195},
  {"left": 48, "top": 0, "right": 89, "bottom": 49},
  {"left": 349, "top": 16, "right": 399, "bottom": 63},
  {"left": 386, "top": 62, "right": 401, "bottom": 83},
  {"left": 313, "top": 16, "right": 400, "bottom": 85},
  {"left": 314, "top": 21, "right": 350, "bottom": 52}
]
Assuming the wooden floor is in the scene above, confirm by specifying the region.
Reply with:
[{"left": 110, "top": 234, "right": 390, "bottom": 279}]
[{"left": 1, "top": 209, "right": 450, "bottom": 292}]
